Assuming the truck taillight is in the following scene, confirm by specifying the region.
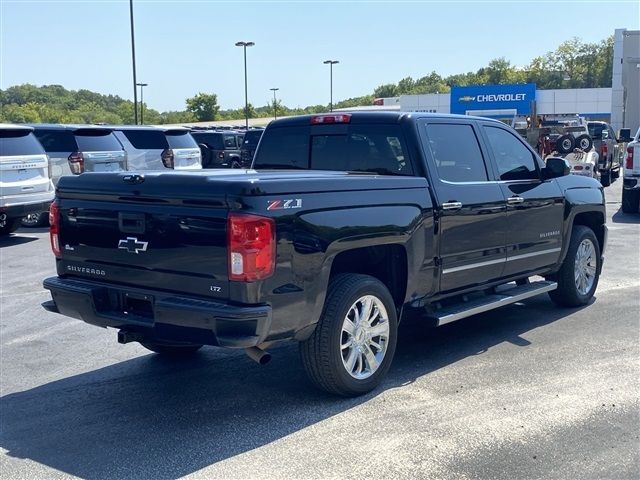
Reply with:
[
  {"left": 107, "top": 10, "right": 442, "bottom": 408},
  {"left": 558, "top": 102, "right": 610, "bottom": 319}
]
[
  {"left": 218, "top": 152, "right": 225, "bottom": 159},
  {"left": 627, "top": 146, "right": 635, "bottom": 169},
  {"left": 228, "top": 213, "right": 275, "bottom": 282},
  {"left": 68, "top": 152, "right": 84, "bottom": 174},
  {"left": 601, "top": 143, "right": 608, "bottom": 157},
  {"left": 49, "top": 200, "right": 61, "bottom": 258},
  {"left": 161, "top": 148, "right": 174, "bottom": 168}
]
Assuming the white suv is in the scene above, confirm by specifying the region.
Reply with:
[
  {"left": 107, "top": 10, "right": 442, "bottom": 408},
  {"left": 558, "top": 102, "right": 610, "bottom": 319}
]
[
  {"left": 0, "top": 125, "right": 54, "bottom": 236},
  {"left": 622, "top": 126, "right": 640, "bottom": 214}
]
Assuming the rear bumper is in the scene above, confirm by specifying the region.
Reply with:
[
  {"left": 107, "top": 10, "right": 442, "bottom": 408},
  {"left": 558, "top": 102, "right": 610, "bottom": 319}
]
[
  {"left": 0, "top": 200, "right": 52, "bottom": 220},
  {"left": 43, "top": 276, "right": 272, "bottom": 348}
]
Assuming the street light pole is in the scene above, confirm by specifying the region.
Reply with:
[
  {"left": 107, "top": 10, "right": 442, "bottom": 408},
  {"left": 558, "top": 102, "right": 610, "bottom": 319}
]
[
  {"left": 129, "top": 0, "right": 138, "bottom": 125},
  {"left": 323, "top": 60, "right": 339, "bottom": 112},
  {"left": 270, "top": 87, "right": 279, "bottom": 120},
  {"left": 235, "top": 41, "right": 255, "bottom": 129},
  {"left": 136, "top": 83, "right": 148, "bottom": 124}
]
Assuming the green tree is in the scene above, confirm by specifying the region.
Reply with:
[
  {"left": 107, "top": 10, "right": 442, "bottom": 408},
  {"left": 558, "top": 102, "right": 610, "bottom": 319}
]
[{"left": 185, "top": 92, "right": 220, "bottom": 121}]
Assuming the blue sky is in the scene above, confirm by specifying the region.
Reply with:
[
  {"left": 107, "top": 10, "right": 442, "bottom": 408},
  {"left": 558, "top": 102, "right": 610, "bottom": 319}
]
[{"left": 1, "top": 0, "right": 638, "bottom": 112}]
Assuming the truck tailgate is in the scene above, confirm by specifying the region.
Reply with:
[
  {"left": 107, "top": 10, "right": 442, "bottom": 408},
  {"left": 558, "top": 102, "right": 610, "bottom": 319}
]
[{"left": 55, "top": 172, "right": 229, "bottom": 299}]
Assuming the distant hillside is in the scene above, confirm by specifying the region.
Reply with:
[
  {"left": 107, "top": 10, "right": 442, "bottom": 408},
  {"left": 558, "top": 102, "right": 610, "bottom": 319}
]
[{"left": 0, "top": 35, "right": 612, "bottom": 124}]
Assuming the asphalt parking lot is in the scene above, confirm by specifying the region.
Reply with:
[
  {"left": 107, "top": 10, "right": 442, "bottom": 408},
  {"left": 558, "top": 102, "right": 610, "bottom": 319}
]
[{"left": 1, "top": 178, "right": 638, "bottom": 480}]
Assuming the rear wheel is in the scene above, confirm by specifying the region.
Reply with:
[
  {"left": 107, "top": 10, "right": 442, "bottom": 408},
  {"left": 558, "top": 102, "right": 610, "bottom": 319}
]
[
  {"left": 21, "top": 212, "right": 48, "bottom": 227},
  {"left": 140, "top": 342, "right": 203, "bottom": 356},
  {"left": 622, "top": 189, "right": 640, "bottom": 214},
  {"left": 548, "top": 225, "right": 600, "bottom": 307},
  {"left": 300, "top": 273, "right": 398, "bottom": 396},
  {"left": 0, "top": 217, "right": 18, "bottom": 236},
  {"left": 198, "top": 143, "right": 212, "bottom": 168}
]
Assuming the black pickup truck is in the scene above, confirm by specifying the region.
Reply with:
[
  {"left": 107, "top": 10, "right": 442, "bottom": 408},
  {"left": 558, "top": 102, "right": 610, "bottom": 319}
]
[{"left": 43, "top": 112, "right": 607, "bottom": 396}]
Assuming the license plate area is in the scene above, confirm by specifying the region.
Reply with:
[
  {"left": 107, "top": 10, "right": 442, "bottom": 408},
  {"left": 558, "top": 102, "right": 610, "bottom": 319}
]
[{"left": 102, "top": 290, "right": 155, "bottom": 324}]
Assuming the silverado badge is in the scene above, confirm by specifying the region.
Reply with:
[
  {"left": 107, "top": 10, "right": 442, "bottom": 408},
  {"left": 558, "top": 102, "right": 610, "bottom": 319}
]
[{"left": 118, "top": 237, "right": 149, "bottom": 254}]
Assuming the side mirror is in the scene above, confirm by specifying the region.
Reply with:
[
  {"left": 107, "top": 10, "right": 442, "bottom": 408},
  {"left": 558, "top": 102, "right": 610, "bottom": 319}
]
[
  {"left": 542, "top": 157, "right": 570, "bottom": 179},
  {"left": 619, "top": 128, "right": 632, "bottom": 143}
]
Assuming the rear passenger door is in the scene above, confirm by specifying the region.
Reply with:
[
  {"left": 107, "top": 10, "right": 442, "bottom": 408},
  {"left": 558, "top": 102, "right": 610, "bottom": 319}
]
[
  {"left": 419, "top": 119, "right": 507, "bottom": 293},
  {"left": 480, "top": 122, "right": 564, "bottom": 277}
]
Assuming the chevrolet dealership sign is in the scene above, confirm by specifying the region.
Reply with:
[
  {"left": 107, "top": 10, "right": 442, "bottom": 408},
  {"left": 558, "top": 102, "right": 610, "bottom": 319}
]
[{"left": 451, "top": 84, "right": 536, "bottom": 115}]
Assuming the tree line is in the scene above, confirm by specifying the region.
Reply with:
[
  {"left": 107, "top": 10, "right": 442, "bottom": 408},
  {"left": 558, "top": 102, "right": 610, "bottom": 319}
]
[{"left": 0, "top": 36, "right": 613, "bottom": 125}]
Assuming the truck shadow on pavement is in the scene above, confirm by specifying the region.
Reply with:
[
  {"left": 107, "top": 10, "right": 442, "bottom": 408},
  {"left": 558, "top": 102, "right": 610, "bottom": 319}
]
[
  {"left": 0, "top": 234, "right": 39, "bottom": 247},
  {"left": 611, "top": 210, "right": 640, "bottom": 224},
  {"left": 0, "top": 296, "right": 588, "bottom": 479}
]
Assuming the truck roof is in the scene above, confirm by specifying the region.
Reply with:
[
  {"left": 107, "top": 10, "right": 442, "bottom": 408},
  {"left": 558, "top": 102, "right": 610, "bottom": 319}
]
[{"left": 268, "top": 111, "right": 504, "bottom": 127}]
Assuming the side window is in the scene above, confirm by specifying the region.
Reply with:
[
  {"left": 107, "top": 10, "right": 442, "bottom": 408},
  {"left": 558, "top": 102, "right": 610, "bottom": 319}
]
[
  {"left": 425, "top": 123, "right": 488, "bottom": 182},
  {"left": 484, "top": 126, "right": 539, "bottom": 181}
]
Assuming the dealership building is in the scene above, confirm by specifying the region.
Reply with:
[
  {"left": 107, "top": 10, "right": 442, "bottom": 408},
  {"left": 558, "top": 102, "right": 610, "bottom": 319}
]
[{"left": 371, "top": 28, "right": 639, "bottom": 133}]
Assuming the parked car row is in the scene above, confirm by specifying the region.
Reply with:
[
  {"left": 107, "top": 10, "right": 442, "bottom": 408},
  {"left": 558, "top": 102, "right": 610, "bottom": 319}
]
[{"left": 1, "top": 123, "right": 267, "bottom": 232}]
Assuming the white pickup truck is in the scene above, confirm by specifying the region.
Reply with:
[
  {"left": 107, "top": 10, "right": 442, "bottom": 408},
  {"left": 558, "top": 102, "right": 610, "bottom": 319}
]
[{"left": 622, "top": 127, "right": 640, "bottom": 213}]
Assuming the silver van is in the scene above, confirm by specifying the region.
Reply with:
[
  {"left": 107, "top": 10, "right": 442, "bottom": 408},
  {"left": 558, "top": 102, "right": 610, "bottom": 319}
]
[
  {"left": 0, "top": 125, "right": 54, "bottom": 235},
  {"left": 112, "top": 126, "right": 201, "bottom": 171}
]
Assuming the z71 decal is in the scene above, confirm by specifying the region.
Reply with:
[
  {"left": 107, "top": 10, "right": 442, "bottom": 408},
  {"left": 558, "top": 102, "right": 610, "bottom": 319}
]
[{"left": 267, "top": 199, "right": 303, "bottom": 211}]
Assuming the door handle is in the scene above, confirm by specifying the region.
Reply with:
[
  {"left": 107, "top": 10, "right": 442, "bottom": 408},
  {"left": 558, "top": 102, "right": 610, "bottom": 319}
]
[
  {"left": 507, "top": 196, "right": 524, "bottom": 205},
  {"left": 442, "top": 201, "right": 463, "bottom": 210}
]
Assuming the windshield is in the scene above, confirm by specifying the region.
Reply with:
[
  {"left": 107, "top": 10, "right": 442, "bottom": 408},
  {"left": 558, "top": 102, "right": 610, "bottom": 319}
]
[
  {"left": 165, "top": 131, "right": 198, "bottom": 149},
  {"left": 75, "top": 130, "right": 123, "bottom": 152}
]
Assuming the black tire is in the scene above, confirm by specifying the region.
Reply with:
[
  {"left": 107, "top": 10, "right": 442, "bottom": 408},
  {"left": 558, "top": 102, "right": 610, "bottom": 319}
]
[
  {"left": 140, "top": 342, "right": 203, "bottom": 356},
  {"left": 300, "top": 273, "right": 398, "bottom": 397},
  {"left": 548, "top": 225, "right": 600, "bottom": 307},
  {"left": 556, "top": 135, "right": 575, "bottom": 154},
  {"left": 0, "top": 217, "right": 18, "bottom": 236},
  {"left": 21, "top": 212, "right": 48, "bottom": 228},
  {"left": 600, "top": 169, "right": 611, "bottom": 187},
  {"left": 198, "top": 143, "right": 212, "bottom": 168},
  {"left": 622, "top": 189, "right": 640, "bottom": 214},
  {"left": 574, "top": 134, "right": 593, "bottom": 152},
  {"left": 230, "top": 158, "right": 241, "bottom": 169},
  {"left": 612, "top": 163, "right": 620, "bottom": 179}
]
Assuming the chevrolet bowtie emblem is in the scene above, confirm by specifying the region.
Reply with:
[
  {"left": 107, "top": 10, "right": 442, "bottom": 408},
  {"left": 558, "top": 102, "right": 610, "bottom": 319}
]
[{"left": 118, "top": 237, "right": 148, "bottom": 254}]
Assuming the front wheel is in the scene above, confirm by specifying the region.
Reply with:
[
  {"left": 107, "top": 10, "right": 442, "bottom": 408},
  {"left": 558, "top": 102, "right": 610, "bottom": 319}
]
[
  {"left": 300, "top": 274, "right": 398, "bottom": 396},
  {"left": 140, "top": 342, "right": 203, "bottom": 356},
  {"left": 548, "top": 225, "right": 600, "bottom": 307}
]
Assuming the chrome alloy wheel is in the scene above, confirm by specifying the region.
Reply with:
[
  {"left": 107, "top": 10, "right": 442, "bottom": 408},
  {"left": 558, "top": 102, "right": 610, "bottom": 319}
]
[
  {"left": 340, "top": 295, "right": 390, "bottom": 380},
  {"left": 574, "top": 238, "right": 597, "bottom": 296}
]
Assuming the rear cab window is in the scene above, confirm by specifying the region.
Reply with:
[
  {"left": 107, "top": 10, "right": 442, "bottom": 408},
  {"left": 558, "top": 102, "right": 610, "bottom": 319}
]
[
  {"left": 121, "top": 130, "right": 169, "bottom": 150},
  {"left": 74, "top": 129, "right": 123, "bottom": 152},
  {"left": 165, "top": 131, "right": 198, "bottom": 149},
  {"left": 0, "top": 129, "right": 46, "bottom": 157},
  {"left": 254, "top": 124, "right": 413, "bottom": 176}
]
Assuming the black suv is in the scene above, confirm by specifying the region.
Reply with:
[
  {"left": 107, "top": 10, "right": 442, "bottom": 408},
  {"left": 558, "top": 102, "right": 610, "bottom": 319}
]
[
  {"left": 240, "top": 128, "right": 264, "bottom": 165},
  {"left": 191, "top": 130, "right": 244, "bottom": 168}
]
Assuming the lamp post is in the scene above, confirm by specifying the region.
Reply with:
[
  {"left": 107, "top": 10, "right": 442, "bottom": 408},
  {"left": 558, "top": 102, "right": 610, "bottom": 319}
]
[
  {"left": 235, "top": 41, "right": 255, "bottom": 129},
  {"left": 136, "top": 83, "right": 148, "bottom": 124},
  {"left": 129, "top": 0, "right": 138, "bottom": 124},
  {"left": 323, "top": 60, "right": 339, "bottom": 112},
  {"left": 270, "top": 87, "right": 279, "bottom": 120}
]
